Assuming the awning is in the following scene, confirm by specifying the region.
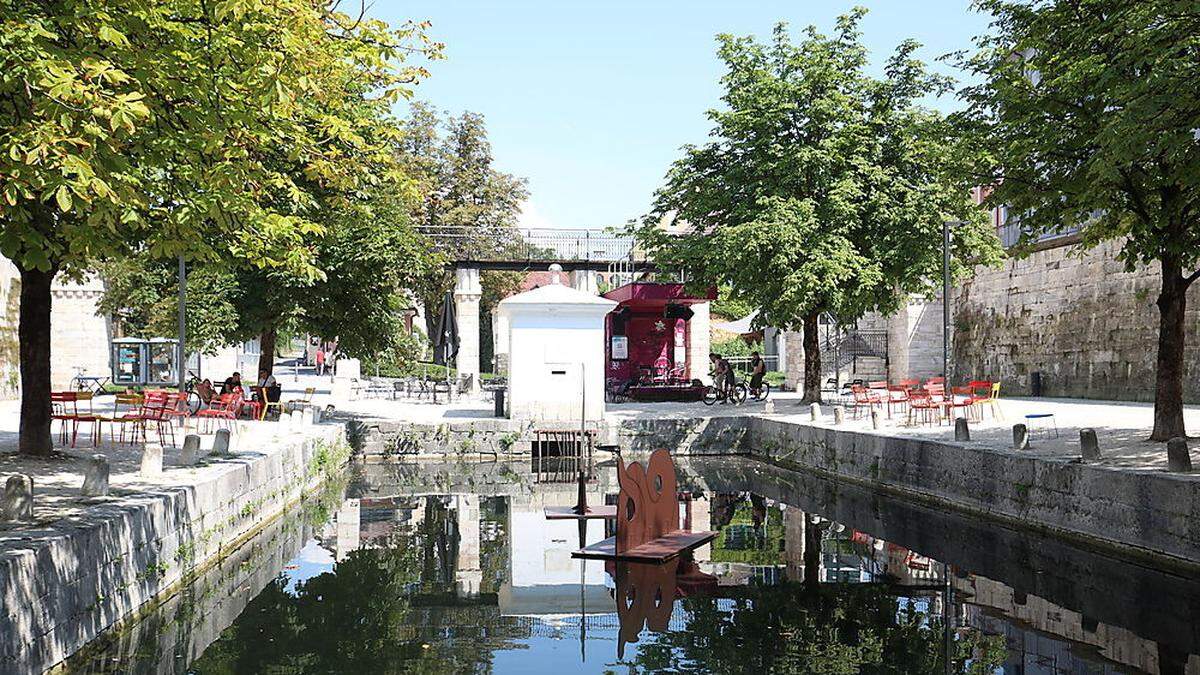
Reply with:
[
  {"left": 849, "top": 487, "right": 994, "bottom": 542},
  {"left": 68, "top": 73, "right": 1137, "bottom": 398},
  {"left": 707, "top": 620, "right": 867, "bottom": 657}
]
[
  {"left": 602, "top": 282, "right": 716, "bottom": 311},
  {"left": 712, "top": 311, "right": 758, "bottom": 334}
]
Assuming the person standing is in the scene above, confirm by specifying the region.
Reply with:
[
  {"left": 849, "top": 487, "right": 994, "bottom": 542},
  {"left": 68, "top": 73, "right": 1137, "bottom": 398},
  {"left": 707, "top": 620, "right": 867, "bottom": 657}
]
[
  {"left": 315, "top": 347, "right": 326, "bottom": 376},
  {"left": 749, "top": 351, "right": 767, "bottom": 397}
]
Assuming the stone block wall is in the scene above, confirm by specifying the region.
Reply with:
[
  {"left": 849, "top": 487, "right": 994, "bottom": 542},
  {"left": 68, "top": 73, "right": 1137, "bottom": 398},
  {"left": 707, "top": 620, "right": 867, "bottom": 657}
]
[
  {"left": 0, "top": 425, "right": 348, "bottom": 672},
  {"left": 952, "top": 240, "right": 1190, "bottom": 401}
]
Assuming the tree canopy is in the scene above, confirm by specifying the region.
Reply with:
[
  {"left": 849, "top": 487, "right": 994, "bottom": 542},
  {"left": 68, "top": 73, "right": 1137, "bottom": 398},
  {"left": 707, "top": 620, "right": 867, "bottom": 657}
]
[
  {"left": 634, "top": 11, "right": 1000, "bottom": 399},
  {"left": 0, "top": 0, "right": 441, "bottom": 453},
  {"left": 955, "top": 0, "right": 1200, "bottom": 440}
]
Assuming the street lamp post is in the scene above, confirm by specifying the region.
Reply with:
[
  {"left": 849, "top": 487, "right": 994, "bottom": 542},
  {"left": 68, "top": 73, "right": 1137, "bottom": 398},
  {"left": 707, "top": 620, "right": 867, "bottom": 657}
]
[
  {"left": 177, "top": 255, "right": 186, "bottom": 392},
  {"left": 941, "top": 221, "right": 957, "bottom": 384}
]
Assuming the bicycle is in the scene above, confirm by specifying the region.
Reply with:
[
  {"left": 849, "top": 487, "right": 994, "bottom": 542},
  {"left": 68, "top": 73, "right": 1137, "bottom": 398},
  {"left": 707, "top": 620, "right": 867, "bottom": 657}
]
[
  {"left": 703, "top": 380, "right": 747, "bottom": 406},
  {"left": 748, "top": 380, "right": 771, "bottom": 402},
  {"left": 69, "top": 372, "right": 110, "bottom": 397},
  {"left": 182, "top": 371, "right": 206, "bottom": 414}
]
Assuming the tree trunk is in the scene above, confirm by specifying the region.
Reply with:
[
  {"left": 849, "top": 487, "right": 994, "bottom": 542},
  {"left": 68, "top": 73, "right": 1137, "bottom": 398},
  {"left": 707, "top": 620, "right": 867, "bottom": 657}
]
[
  {"left": 18, "top": 267, "right": 55, "bottom": 456},
  {"left": 258, "top": 325, "right": 277, "bottom": 378},
  {"left": 802, "top": 311, "right": 822, "bottom": 403},
  {"left": 1151, "top": 259, "right": 1190, "bottom": 441}
]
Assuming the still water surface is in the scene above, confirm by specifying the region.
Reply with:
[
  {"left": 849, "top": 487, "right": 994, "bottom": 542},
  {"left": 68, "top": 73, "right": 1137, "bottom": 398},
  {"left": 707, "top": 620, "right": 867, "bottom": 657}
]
[{"left": 68, "top": 458, "right": 1200, "bottom": 674}]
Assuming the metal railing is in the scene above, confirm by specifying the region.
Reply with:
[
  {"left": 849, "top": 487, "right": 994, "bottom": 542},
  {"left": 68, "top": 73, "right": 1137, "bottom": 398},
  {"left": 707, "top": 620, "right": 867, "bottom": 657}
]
[
  {"left": 822, "top": 329, "right": 888, "bottom": 372},
  {"left": 416, "top": 225, "right": 636, "bottom": 264},
  {"left": 726, "top": 355, "right": 780, "bottom": 373}
]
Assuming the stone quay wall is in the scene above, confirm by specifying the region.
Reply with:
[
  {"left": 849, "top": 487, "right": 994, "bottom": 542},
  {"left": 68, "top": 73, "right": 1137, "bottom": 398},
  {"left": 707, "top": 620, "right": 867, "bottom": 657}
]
[
  {"left": 952, "top": 239, "right": 1200, "bottom": 401},
  {"left": 349, "top": 411, "right": 1198, "bottom": 567},
  {"left": 744, "top": 416, "right": 1200, "bottom": 569},
  {"left": 0, "top": 425, "right": 349, "bottom": 674}
]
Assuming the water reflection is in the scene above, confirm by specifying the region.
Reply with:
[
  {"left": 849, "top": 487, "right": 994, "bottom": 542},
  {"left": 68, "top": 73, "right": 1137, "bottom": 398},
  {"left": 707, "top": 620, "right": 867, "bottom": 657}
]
[{"left": 65, "top": 459, "right": 1200, "bottom": 674}]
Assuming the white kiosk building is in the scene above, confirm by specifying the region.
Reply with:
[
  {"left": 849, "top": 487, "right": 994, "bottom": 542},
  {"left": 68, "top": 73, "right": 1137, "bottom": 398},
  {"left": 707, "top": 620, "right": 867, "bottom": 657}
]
[{"left": 496, "top": 266, "right": 617, "bottom": 422}]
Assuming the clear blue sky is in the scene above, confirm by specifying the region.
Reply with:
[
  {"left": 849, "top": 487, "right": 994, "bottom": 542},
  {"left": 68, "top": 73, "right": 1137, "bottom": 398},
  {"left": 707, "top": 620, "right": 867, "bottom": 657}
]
[{"left": 374, "top": 1, "right": 993, "bottom": 230}]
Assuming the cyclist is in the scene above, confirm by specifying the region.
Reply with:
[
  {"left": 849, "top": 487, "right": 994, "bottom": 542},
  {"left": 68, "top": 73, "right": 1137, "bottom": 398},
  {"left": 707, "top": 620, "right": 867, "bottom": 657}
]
[
  {"left": 709, "top": 352, "right": 735, "bottom": 403},
  {"left": 748, "top": 351, "right": 767, "bottom": 398}
]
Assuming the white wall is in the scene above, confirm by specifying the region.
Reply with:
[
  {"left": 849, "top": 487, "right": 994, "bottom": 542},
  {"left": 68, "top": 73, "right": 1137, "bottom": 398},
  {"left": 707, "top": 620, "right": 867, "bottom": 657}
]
[{"left": 506, "top": 310, "right": 608, "bottom": 421}]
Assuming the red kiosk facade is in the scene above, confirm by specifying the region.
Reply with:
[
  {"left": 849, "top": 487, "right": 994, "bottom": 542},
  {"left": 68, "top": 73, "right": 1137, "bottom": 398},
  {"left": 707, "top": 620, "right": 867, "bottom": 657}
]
[{"left": 603, "top": 282, "right": 715, "bottom": 401}]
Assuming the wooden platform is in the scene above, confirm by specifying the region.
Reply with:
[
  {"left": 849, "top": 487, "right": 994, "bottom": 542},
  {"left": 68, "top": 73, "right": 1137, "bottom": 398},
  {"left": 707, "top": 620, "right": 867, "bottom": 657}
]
[
  {"left": 571, "top": 530, "right": 717, "bottom": 563},
  {"left": 543, "top": 505, "right": 618, "bottom": 520}
]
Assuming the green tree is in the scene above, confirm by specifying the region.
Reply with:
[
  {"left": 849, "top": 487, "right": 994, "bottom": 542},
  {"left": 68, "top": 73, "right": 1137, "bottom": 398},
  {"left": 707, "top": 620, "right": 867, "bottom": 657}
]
[
  {"left": 0, "top": 0, "right": 439, "bottom": 454},
  {"left": 400, "top": 103, "right": 529, "bottom": 340},
  {"left": 635, "top": 12, "right": 999, "bottom": 401},
  {"left": 955, "top": 0, "right": 1200, "bottom": 440}
]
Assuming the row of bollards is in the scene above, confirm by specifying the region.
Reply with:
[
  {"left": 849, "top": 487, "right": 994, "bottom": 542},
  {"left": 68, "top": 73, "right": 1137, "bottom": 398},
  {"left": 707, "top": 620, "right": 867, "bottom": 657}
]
[
  {"left": 806, "top": 403, "right": 1192, "bottom": 472},
  {"left": 3, "top": 407, "right": 327, "bottom": 525}
]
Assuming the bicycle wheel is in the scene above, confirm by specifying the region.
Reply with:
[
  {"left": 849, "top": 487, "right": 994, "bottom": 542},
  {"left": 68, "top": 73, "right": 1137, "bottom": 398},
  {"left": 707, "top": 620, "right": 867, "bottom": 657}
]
[
  {"left": 703, "top": 386, "right": 719, "bottom": 406},
  {"left": 754, "top": 382, "right": 771, "bottom": 402},
  {"left": 732, "top": 382, "right": 748, "bottom": 405},
  {"left": 186, "top": 391, "right": 203, "bottom": 415}
]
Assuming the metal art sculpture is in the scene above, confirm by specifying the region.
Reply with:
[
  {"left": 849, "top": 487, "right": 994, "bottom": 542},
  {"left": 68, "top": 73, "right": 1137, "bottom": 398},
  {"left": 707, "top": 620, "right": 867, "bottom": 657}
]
[{"left": 572, "top": 448, "right": 715, "bottom": 563}]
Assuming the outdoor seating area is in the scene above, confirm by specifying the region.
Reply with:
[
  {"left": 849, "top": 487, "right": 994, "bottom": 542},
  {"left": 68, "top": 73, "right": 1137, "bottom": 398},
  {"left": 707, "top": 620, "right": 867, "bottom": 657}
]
[
  {"left": 352, "top": 372, "right": 477, "bottom": 404},
  {"left": 47, "top": 378, "right": 299, "bottom": 449},
  {"left": 836, "top": 378, "right": 1003, "bottom": 427}
]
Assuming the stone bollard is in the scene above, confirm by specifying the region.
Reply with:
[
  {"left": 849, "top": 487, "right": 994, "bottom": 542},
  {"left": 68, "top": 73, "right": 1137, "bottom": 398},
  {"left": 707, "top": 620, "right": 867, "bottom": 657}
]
[
  {"left": 301, "top": 407, "right": 314, "bottom": 426},
  {"left": 312, "top": 406, "right": 323, "bottom": 424},
  {"left": 763, "top": 399, "right": 775, "bottom": 414},
  {"left": 141, "top": 443, "right": 164, "bottom": 477},
  {"left": 1, "top": 474, "right": 33, "bottom": 522},
  {"left": 277, "top": 411, "right": 289, "bottom": 430},
  {"left": 809, "top": 402, "right": 821, "bottom": 421},
  {"left": 870, "top": 410, "right": 880, "bottom": 430},
  {"left": 833, "top": 407, "right": 844, "bottom": 425},
  {"left": 81, "top": 455, "right": 110, "bottom": 497},
  {"left": 1079, "top": 428, "right": 1100, "bottom": 461},
  {"left": 954, "top": 417, "right": 971, "bottom": 442},
  {"left": 181, "top": 434, "right": 201, "bottom": 465},
  {"left": 212, "top": 428, "right": 231, "bottom": 456},
  {"left": 1167, "top": 437, "right": 1193, "bottom": 472},
  {"left": 1012, "top": 424, "right": 1030, "bottom": 450}
]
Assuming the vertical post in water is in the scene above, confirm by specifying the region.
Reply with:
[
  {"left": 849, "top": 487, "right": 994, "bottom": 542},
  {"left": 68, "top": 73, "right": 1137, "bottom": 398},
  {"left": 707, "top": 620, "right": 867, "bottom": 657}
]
[
  {"left": 177, "top": 255, "right": 187, "bottom": 391},
  {"left": 942, "top": 220, "right": 952, "bottom": 384}
]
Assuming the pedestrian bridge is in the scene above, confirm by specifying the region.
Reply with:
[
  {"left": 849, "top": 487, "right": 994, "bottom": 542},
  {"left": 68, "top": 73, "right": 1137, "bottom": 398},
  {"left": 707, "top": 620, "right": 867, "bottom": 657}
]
[{"left": 416, "top": 225, "right": 652, "bottom": 271}]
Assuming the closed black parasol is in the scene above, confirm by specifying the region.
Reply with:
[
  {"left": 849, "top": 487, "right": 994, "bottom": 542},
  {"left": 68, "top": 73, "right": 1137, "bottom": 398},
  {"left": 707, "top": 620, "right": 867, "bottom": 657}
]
[{"left": 433, "top": 291, "right": 459, "bottom": 367}]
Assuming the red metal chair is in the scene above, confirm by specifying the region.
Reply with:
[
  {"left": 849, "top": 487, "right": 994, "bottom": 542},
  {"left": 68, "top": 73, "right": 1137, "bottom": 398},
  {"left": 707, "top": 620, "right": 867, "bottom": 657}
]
[
  {"left": 948, "top": 386, "right": 978, "bottom": 422},
  {"left": 196, "top": 393, "right": 239, "bottom": 433},
  {"left": 135, "top": 390, "right": 176, "bottom": 447},
  {"left": 50, "top": 392, "right": 78, "bottom": 446},
  {"left": 849, "top": 385, "right": 883, "bottom": 419},
  {"left": 885, "top": 385, "right": 910, "bottom": 418},
  {"left": 907, "top": 389, "right": 939, "bottom": 426}
]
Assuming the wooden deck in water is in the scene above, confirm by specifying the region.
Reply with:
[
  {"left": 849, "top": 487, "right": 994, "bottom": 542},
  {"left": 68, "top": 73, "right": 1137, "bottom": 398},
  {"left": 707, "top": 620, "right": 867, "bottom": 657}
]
[{"left": 572, "top": 530, "right": 716, "bottom": 563}]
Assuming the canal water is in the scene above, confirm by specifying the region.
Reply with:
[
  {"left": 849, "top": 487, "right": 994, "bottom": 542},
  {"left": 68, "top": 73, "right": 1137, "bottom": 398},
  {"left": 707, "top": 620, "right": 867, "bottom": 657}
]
[{"left": 66, "top": 457, "right": 1199, "bottom": 674}]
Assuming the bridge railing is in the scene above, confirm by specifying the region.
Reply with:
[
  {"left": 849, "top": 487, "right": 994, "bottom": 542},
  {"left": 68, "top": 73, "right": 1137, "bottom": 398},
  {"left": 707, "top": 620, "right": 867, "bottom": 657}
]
[{"left": 416, "top": 225, "right": 637, "bottom": 264}]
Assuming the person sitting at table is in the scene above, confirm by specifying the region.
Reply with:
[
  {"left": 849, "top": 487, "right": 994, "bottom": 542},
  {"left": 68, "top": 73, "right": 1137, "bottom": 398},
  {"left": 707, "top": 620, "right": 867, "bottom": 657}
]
[
  {"left": 195, "top": 378, "right": 216, "bottom": 404},
  {"left": 257, "top": 369, "right": 277, "bottom": 389},
  {"left": 221, "top": 372, "right": 243, "bottom": 396}
]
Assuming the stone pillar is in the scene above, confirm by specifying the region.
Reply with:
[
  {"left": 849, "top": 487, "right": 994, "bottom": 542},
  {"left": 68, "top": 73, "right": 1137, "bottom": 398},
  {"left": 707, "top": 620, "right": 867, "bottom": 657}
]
[
  {"left": 687, "top": 301, "right": 712, "bottom": 384},
  {"left": 492, "top": 306, "right": 510, "bottom": 377},
  {"left": 783, "top": 506, "right": 806, "bottom": 581},
  {"left": 454, "top": 267, "right": 482, "bottom": 392},
  {"left": 886, "top": 303, "right": 910, "bottom": 381},
  {"left": 690, "top": 494, "right": 711, "bottom": 562},
  {"left": 782, "top": 329, "right": 805, "bottom": 392},
  {"left": 569, "top": 269, "right": 598, "bottom": 295},
  {"left": 335, "top": 498, "right": 361, "bottom": 561},
  {"left": 455, "top": 495, "right": 482, "bottom": 597}
]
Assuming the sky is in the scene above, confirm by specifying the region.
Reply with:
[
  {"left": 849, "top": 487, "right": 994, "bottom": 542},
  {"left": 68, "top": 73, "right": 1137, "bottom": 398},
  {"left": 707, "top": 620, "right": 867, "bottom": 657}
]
[{"left": 373, "top": 1, "right": 994, "bottom": 231}]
